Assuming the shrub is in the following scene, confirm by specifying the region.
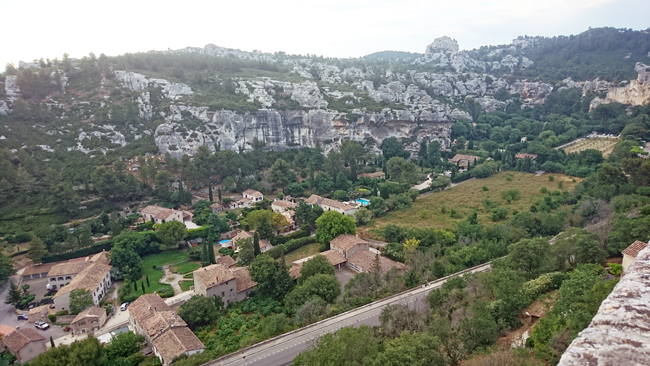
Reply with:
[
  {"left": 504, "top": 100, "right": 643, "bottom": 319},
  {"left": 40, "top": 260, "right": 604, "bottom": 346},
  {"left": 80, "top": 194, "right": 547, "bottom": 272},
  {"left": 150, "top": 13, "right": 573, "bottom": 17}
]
[
  {"left": 48, "top": 314, "right": 57, "bottom": 323},
  {"left": 186, "top": 226, "right": 209, "bottom": 240},
  {"left": 505, "top": 174, "right": 513, "bottom": 181},
  {"left": 501, "top": 189, "right": 521, "bottom": 203},
  {"left": 540, "top": 187, "right": 548, "bottom": 193},
  {"left": 481, "top": 186, "right": 489, "bottom": 191},
  {"left": 42, "top": 242, "right": 112, "bottom": 263},
  {"left": 548, "top": 175, "right": 555, "bottom": 181}
]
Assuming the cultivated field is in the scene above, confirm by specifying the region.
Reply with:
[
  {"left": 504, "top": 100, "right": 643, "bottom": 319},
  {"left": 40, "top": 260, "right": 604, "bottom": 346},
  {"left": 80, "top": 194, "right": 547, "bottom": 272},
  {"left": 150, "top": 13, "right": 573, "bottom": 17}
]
[
  {"left": 562, "top": 137, "right": 619, "bottom": 157},
  {"left": 359, "top": 171, "right": 579, "bottom": 237}
]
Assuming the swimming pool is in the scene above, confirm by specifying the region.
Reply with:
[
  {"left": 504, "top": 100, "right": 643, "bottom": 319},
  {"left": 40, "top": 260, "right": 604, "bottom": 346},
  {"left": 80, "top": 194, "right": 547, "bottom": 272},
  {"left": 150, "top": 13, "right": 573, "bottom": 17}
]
[
  {"left": 356, "top": 198, "right": 370, "bottom": 206},
  {"left": 218, "top": 240, "right": 231, "bottom": 247}
]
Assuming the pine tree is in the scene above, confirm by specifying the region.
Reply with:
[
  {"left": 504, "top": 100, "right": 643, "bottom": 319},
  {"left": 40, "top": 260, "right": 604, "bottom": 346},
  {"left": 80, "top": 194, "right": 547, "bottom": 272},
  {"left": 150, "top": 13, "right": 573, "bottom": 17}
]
[
  {"left": 146, "top": 275, "right": 150, "bottom": 287},
  {"left": 257, "top": 216, "right": 274, "bottom": 239},
  {"left": 253, "top": 232, "right": 261, "bottom": 256},
  {"left": 5, "top": 281, "right": 22, "bottom": 306},
  {"left": 141, "top": 282, "right": 145, "bottom": 293},
  {"left": 27, "top": 237, "right": 48, "bottom": 264},
  {"left": 208, "top": 184, "right": 213, "bottom": 202}
]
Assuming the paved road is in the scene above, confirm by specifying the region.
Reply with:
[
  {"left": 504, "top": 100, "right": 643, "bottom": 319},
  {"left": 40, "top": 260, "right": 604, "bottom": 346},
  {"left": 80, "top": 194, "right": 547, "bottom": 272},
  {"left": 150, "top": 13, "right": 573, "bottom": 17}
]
[{"left": 205, "top": 262, "right": 492, "bottom": 366}]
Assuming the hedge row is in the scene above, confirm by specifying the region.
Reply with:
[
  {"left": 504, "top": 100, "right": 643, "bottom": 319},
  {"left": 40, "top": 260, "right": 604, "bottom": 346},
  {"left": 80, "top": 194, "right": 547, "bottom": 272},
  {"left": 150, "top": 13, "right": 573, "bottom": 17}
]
[
  {"left": 266, "top": 236, "right": 317, "bottom": 259},
  {"left": 186, "top": 226, "right": 210, "bottom": 240},
  {"left": 42, "top": 241, "right": 112, "bottom": 263},
  {"left": 270, "top": 229, "right": 310, "bottom": 245}
]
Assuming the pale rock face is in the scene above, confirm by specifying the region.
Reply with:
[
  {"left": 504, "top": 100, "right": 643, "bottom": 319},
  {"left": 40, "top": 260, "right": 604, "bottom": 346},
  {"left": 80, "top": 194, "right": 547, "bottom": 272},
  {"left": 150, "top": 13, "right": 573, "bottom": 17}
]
[
  {"left": 582, "top": 78, "right": 611, "bottom": 97},
  {"left": 0, "top": 101, "right": 8, "bottom": 115},
  {"left": 236, "top": 80, "right": 275, "bottom": 108},
  {"left": 154, "top": 122, "right": 215, "bottom": 159},
  {"left": 589, "top": 63, "right": 650, "bottom": 110},
  {"left": 5, "top": 75, "right": 20, "bottom": 102},
  {"left": 137, "top": 92, "right": 153, "bottom": 120},
  {"left": 291, "top": 82, "right": 328, "bottom": 109},
  {"left": 19, "top": 61, "right": 40, "bottom": 69},
  {"left": 509, "top": 81, "right": 553, "bottom": 107},
  {"left": 473, "top": 96, "right": 508, "bottom": 113},
  {"left": 114, "top": 71, "right": 193, "bottom": 100},
  {"left": 426, "top": 36, "right": 460, "bottom": 54},
  {"left": 167, "top": 44, "right": 276, "bottom": 63}
]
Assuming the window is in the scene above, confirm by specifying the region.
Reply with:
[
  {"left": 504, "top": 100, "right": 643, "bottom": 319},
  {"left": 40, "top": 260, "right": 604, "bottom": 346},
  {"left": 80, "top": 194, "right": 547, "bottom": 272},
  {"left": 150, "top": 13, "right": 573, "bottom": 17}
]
[
  {"left": 65, "top": 276, "right": 71, "bottom": 280},
  {"left": 230, "top": 288, "right": 233, "bottom": 292},
  {"left": 50, "top": 278, "right": 56, "bottom": 282},
  {"left": 221, "top": 291, "right": 225, "bottom": 297},
  {"left": 58, "top": 277, "right": 64, "bottom": 281},
  {"left": 52, "top": 285, "right": 57, "bottom": 289}
]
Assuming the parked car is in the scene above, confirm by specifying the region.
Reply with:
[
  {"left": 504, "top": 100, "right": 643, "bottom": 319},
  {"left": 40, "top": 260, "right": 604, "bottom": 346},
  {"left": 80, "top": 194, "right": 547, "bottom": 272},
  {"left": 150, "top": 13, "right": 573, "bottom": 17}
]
[
  {"left": 35, "top": 321, "right": 50, "bottom": 330},
  {"left": 120, "top": 302, "right": 129, "bottom": 311},
  {"left": 17, "top": 314, "right": 28, "bottom": 320}
]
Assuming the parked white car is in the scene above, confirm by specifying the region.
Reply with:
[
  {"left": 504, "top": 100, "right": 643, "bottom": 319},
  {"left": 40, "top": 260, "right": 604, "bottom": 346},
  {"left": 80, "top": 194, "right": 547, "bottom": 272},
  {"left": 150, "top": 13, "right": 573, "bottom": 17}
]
[
  {"left": 35, "top": 321, "right": 50, "bottom": 330},
  {"left": 120, "top": 302, "right": 129, "bottom": 311}
]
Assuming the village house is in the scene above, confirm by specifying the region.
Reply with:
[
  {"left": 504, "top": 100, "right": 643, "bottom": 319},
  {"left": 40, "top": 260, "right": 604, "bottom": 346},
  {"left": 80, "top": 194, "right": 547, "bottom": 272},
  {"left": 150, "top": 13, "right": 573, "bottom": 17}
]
[
  {"left": 242, "top": 189, "right": 264, "bottom": 203},
  {"left": 141, "top": 205, "right": 193, "bottom": 228},
  {"left": 330, "top": 235, "right": 370, "bottom": 259},
  {"left": 289, "top": 250, "right": 348, "bottom": 278},
  {"left": 21, "top": 262, "right": 56, "bottom": 282},
  {"left": 2, "top": 328, "right": 46, "bottom": 363},
  {"left": 210, "top": 202, "right": 224, "bottom": 213},
  {"left": 52, "top": 261, "right": 112, "bottom": 312},
  {"left": 129, "top": 294, "right": 204, "bottom": 366},
  {"left": 46, "top": 251, "right": 109, "bottom": 291},
  {"left": 347, "top": 250, "right": 406, "bottom": 276},
  {"left": 27, "top": 305, "right": 48, "bottom": 323},
  {"left": 622, "top": 240, "right": 648, "bottom": 272},
  {"left": 70, "top": 307, "right": 107, "bottom": 335},
  {"left": 281, "top": 210, "right": 298, "bottom": 232},
  {"left": 448, "top": 154, "right": 481, "bottom": 168},
  {"left": 192, "top": 264, "right": 257, "bottom": 306},
  {"left": 216, "top": 255, "right": 236, "bottom": 268},
  {"left": 271, "top": 199, "right": 296, "bottom": 213},
  {"left": 515, "top": 153, "right": 538, "bottom": 160},
  {"left": 305, "top": 194, "right": 358, "bottom": 216}
]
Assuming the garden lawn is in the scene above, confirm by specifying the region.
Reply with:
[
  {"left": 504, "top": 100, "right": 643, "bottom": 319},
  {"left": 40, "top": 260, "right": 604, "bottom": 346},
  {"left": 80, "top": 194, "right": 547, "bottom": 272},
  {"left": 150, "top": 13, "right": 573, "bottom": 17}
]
[
  {"left": 171, "top": 261, "right": 201, "bottom": 274},
  {"left": 283, "top": 243, "right": 321, "bottom": 264},
  {"left": 179, "top": 280, "right": 194, "bottom": 292},
  {"left": 131, "top": 250, "right": 190, "bottom": 296},
  {"left": 360, "top": 171, "right": 580, "bottom": 237}
]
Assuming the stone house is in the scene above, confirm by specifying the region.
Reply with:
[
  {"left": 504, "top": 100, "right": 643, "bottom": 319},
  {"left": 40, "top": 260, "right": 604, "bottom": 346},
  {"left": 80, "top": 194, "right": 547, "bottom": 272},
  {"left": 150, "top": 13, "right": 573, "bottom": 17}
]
[
  {"left": 242, "top": 189, "right": 264, "bottom": 203},
  {"left": 330, "top": 235, "right": 369, "bottom": 259},
  {"left": 305, "top": 194, "right": 358, "bottom": 216},
  {"left": 358, "top": 171, "right": 386, "bottom": 179},
  {"left": 622, "top": 240, "right": 648, "bottom": 273},
  {"left": 129, "top": 294, "right": 204, "bottom": 366},
  {"left": 21, "top": 262, "right": 56, "bottom": 282},
  {"left": 71, "top": 307, "right": 107, "bottom": 335},
  {"left": 47, "top": 251, "right": 109, "bottom": 290},
  {"left": 52, "top": 261, "right": 112, "bottom": 312},
  {"left": 448, "top": 154, "right": 480, "bottom": 168},
  {"left": 141, "top": 205, "right": 193, "bottom": 226},
  {"left": 271, "top": 199, "right": 296, "bottom": 213},
  {"left": 192, "top": 264, "right": 256, "bottom": 306},
  {"left": 347, "top": 250, "right": 406, "bottom": 276},
  {"left": 2, "top": 328, "right": 46, "bottom": 363},
  {"left": 289, "top": 250, "right": 347, "bottom": 278},
  {"left": 27, "top": 305, "right": 48, "bottom": 323}
]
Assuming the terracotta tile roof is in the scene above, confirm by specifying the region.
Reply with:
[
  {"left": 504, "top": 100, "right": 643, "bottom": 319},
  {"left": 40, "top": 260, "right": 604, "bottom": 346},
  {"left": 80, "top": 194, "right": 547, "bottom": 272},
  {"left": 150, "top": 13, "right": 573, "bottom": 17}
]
[
  {"left": 193, "top": 264, "right": 235, "bottom": 290},
  {"left": 330, "top": 235, "right": 368, "bottom": 252},
  {"left": 88, "top": 251, "right": 110, "bottom": 264},
  {"left": 515, "top": 153, "right": 538, "bottom": 159},
  {"left": 53, "top": 262, "right": 112, "bottom": 299},
  {"left": 259, "top": 239, "right": 273, "bottom": 250},
  {"left": 623, "top": 240, "right": 648, "bottom": 258},
  {"left": 243, "top": 189, "right": 263, "bottom": 197},
  {"left": 448, "top": 154, "right": 480, "bottom": 163},
  {"left": 141, "top": 311, "right": 187, "bottom": 340},
  {"left": 2, "top": 328, "right": 44, "bottom": 353},
  {"left": 289, "top": 265, "right": 303, "bottom": 278},
  {"left": 48, "top": 261, "right": 92, "bottom": 277},
  {"left": 320, "top": 250, "right": 347, "bottom": 266},
  {"left": 129, "top": 293, "right": 172, "bottom": 328},
  {"left": 141, "top": 206, "right": 175, "bottom": 220},
  {"left": 152, "top": 327, "right": 204, "bottom": 365},
  {"left": 72, "top": 307, "right": 105, "bottom": 324},
  {"left": 359, "top": 171, "right": 385, "bottom": 179},
  {"left": 272, "top": 200, "right": 296, "bottom": 209},
  {"left": 22, "top": 262, "right": 58, "bottom": 276},
  {"left": 0, "top": 325, "right": 15, "bottom": 337},
  {"left": 210, "top": 202, "right": 223, "bottom": 210},
  {"left": 232, "top": 230, "right": 253, "bottom": 244},
  {"left": 319, "top": 197, "right": 356, "bottom": 212},
  {"left": 231, "top": 267, "right": 257, "bottom": 293},
  {"left": 348, "top": 251, "right": 405, "bottom": 276},
  {"left": 216, "top": 256, "right": 236, "bottom": 268},
  {"left": 305, "top": 194, "right": 322, "bottom": 205},
  {"left": 282, "top": 211, "right": 295, "bottom": 225}
]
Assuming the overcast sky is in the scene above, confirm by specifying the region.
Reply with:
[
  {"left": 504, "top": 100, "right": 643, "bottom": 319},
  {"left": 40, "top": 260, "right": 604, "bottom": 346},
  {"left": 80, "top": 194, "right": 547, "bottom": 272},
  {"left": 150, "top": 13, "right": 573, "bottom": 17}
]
[{"left": 2, "top": 0, "right": 649, "bottom": 68}]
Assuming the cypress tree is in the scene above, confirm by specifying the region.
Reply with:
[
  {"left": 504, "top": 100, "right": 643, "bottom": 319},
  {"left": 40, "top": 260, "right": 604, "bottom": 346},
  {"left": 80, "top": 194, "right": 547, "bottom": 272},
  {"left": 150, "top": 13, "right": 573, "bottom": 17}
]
[
  {"left": 201, "top": 241, "right": 210, "bottom": 267},
  {"left": 50, "top": 336, "right": 55, "bottom": 348},
  {"left": 146, "top": 275, "right": 150, "bottom": 287},
  {"left": 208, "top": 240, "right": 216, "bottom": 264},
  {"left": 253, "top": 232, "right": 261, "bottom": 256},
  {"left": 133, "top": 281, "right": 137, "bottom": 292},
  {"left": 208, "top": 184, "right": 213, "bottom": 202},
  {"left": 218, "top": 187, "right": 222, "bottom": 202},
  {"left": 141, "top": 282, "right": 145, "bottom": 293},
  {"left": 178, "top": 181, "right": 185, "bottom": 204}
]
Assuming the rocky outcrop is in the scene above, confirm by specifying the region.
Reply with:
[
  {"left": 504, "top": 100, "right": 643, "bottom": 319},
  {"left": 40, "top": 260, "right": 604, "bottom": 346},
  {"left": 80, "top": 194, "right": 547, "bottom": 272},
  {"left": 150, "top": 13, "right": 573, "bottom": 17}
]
[
  {"left": 114, "top": 71, "right": 193, "bottom": 100},
  {"left": 590, "top": 63, "right": 650, "bottom": 110},
  {"left": 509, "top": 81, "right": 553, "bottom": 107},
  {"left": 166, "top": 44, "right": 276, "bottom": 63},
  {"left": 154, "top": 108, "right": 457, "bottom": 158},
  {"left": 558, "top": 244, "right": 650, "bottom": 365},
  {"left": 4, "top": 75, "right": 20, "bottom": 102}
]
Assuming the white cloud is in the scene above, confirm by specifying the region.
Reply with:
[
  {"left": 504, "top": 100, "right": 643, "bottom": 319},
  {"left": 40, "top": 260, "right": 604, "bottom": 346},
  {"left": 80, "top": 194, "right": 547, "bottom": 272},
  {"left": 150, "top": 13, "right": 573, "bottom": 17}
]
[{"left": 1, "top": 0, "right": 648, "bottom": 68}]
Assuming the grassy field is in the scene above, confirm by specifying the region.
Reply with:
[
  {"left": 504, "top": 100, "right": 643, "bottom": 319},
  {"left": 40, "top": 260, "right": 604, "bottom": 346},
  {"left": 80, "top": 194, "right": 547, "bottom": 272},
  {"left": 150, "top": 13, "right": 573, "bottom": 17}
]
[
  {"left": 359, "top": 171, "right": 579, "bottom": 238},
  {"left": 131, "top": 251, "right": 190, "bottom": 295},
  {"left": 171, "top": 261, "right": 201, "bottom": 274},
  {"left": 179, "top": 280, "right": 194, "bottom": 292},
  {"left": 283, "top": 243, "right": 321, "bottom": 264},
  {"left": 562, "top": 137, "right": 619, "bottom": 157}
]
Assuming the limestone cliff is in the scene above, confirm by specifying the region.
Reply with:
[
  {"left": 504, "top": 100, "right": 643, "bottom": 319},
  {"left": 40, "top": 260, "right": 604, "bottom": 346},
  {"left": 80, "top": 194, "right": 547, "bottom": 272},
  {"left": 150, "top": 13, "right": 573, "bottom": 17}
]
[{"left": 590, "top": 63, "right": 650, "bottom": 110}]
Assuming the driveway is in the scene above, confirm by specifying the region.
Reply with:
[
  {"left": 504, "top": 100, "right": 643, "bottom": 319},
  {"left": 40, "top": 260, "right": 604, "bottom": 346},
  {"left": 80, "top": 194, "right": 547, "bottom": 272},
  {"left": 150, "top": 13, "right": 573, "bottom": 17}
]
[
  {"left": 0, "top": 277, "right": 67, "bottom": 341},
  {"left": 335, "top": 269, "right": 356, "bottom": 292}
]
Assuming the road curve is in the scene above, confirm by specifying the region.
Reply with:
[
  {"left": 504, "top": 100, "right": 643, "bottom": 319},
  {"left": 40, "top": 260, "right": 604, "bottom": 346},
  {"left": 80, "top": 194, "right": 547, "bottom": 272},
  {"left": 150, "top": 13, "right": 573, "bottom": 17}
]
[{"left": 204, "top": 262, "right": 492, "bottom": 366}]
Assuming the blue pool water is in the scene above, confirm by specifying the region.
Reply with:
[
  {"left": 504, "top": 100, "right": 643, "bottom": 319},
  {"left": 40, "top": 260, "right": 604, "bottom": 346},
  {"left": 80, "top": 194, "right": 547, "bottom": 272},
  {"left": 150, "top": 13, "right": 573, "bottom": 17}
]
[
  {"left": 218, "top": 240, "right": 231, "bottom": 246},
  {"left": 356, "top": 198, "right": 370, "bottom": 206}
]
